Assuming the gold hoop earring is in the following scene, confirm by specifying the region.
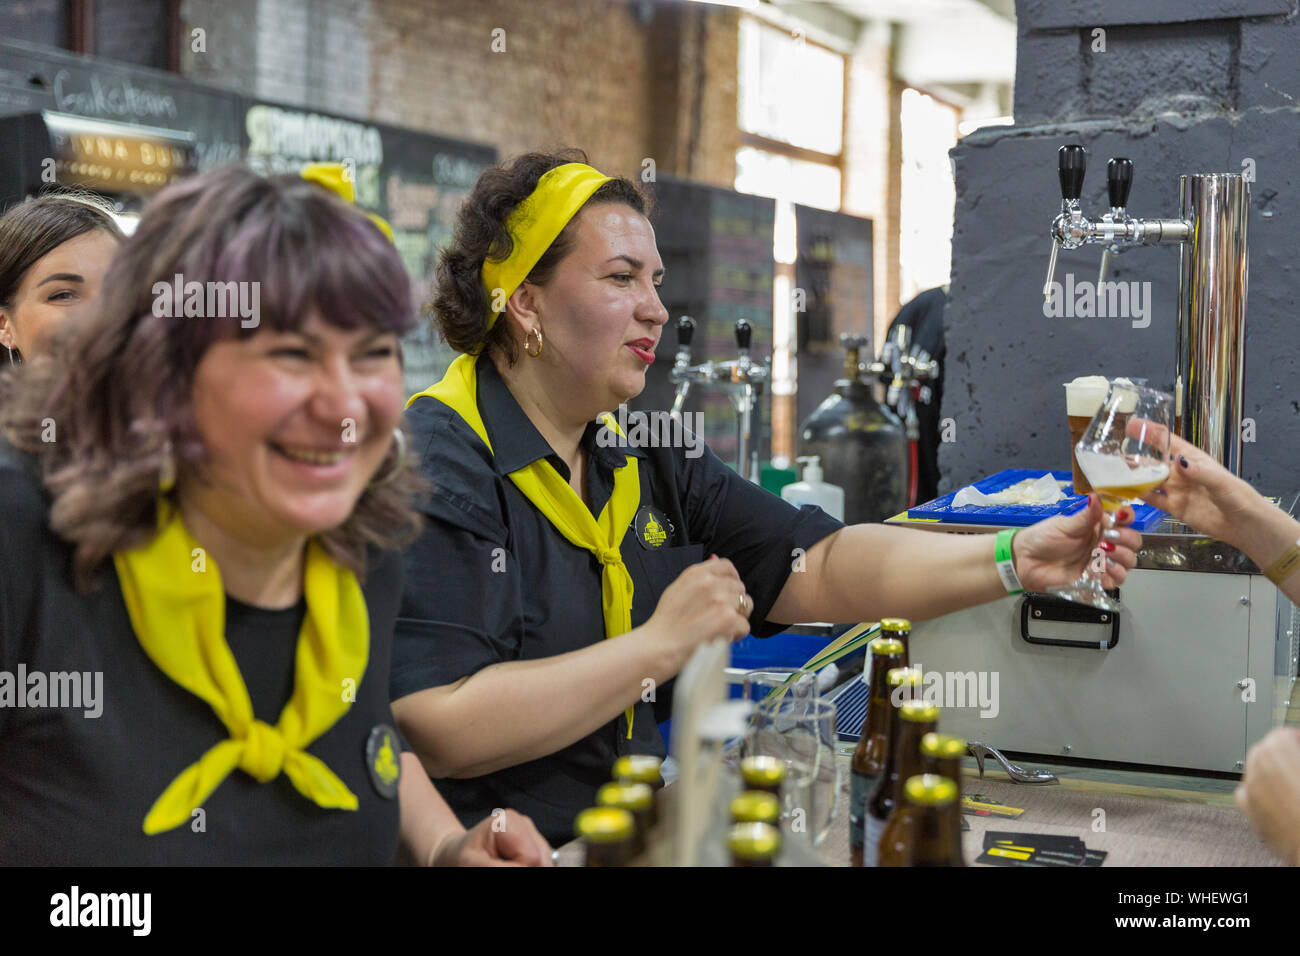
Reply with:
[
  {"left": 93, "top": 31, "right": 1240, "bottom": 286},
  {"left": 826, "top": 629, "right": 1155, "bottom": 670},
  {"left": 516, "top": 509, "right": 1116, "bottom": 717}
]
[{"left": 524, "top": 327, "right": 543, "bottom": 358}]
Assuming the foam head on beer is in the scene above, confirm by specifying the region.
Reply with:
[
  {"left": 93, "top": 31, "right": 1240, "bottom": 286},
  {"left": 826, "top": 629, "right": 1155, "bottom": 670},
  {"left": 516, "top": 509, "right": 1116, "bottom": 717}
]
[{"left": 1064, "top": 375, "right": 1110, "bottom": 417}]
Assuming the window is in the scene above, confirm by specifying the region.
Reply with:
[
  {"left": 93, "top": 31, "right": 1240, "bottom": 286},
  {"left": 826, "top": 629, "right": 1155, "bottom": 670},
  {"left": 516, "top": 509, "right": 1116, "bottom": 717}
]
[{"left": 899, "top": 86, "right": 958, "bottom": 303}]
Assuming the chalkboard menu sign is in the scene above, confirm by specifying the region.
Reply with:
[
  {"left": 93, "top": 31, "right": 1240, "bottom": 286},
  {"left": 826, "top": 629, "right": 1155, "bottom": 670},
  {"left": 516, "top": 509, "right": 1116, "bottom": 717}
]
[
  {"left": 0, "top": 39, "right": 497, "bottom": 393},
  {"left": 641, "top": 176, "right": 775, "bottom": 467},
  {"left": 239, "top": 103, "right": 495, "bottom": 391}
]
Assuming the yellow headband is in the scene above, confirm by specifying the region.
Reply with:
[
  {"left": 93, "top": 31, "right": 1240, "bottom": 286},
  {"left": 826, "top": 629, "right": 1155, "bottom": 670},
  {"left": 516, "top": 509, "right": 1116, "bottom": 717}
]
[
  {"left": 300, "top": 162, "right": 395, "bottom": 242},
  {"left": 481, "top": 162, "right": 612, "bottom": 333}
]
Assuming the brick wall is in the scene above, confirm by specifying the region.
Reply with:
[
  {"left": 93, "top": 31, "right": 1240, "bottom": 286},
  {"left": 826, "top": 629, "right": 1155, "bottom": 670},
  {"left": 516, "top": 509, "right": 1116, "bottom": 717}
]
[{"left": 181, "top": 0, "right": 740, "bottom": 187}]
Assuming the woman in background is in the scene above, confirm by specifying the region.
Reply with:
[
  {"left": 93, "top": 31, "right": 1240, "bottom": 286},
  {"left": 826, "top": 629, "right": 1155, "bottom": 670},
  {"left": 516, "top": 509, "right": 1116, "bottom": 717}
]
[{"left": 0, "top": 193, "right": 122, "bottom": 366}]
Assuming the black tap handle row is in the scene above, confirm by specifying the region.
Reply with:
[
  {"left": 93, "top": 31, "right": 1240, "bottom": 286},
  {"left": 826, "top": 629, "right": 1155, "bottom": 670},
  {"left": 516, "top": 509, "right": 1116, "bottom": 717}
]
[
  {"left": 1057, "top": 145, "right": 1134, "bottom": 209},
  {"left": 675, "top": 316, "right": 755, "bottom": 352}
]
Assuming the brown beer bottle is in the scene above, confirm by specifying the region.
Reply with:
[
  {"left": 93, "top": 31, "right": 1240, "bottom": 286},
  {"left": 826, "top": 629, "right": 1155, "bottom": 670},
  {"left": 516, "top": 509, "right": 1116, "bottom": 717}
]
[
  {"left": 899, "top": 774, "right": 964, "bottom": 866},
  {"left": 728, "top": 821, "right": 780, "bottom": 867},
  {"left": 612, "top": 754, "right": 664, "bottom": 826},
  {"left": 921, "top": 732, "right": 967, "bottom": 855},
  {"left": 596, "top": 782, "right": 654, "bottom": 855},
  {"left": 730, "top": 790, "right": 781, "bottom": 827},
  {"left": 867, "top": 696, "right": 938, "bottom": 867},
  {"left": 575, "top": 806, "right": 637, "bottom": 867},
  {"left": 880, "top": 618, "right": 913, "bottom": 668},
  {"left": 849, "top": 638, "right": 906, "bottom": 866},
  {"left": 739, "top": 755, "right": 786, "bottom": 797}
]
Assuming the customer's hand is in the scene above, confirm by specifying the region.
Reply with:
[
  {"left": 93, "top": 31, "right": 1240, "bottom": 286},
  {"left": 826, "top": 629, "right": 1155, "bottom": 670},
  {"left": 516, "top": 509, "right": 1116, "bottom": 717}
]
[
  {"left": 1137, "top": 427, "right": 1258, "bottom": 547},
  {"left": 1236, "top": 727, "right": 1300, "bottom": 866},
  {"left": 1012, "top": 493, "right": 1140, "bottom": 592}
]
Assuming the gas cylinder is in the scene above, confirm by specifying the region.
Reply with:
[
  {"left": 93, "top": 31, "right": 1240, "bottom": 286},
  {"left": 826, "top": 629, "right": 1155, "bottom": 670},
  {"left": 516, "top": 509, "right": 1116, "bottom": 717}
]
[{"left": 797, "top": 336, "right": 908, "bottom": 524}]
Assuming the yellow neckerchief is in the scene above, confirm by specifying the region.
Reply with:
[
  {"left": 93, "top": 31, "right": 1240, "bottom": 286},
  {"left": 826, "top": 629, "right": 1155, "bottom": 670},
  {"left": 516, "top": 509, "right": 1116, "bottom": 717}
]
[
  {"left": 113, "top": 502, "right": 370, "bottom": 834},
  {"left": 408, "top": 354, "right": 640, "bottom": 737},
  {"left": 480, "top": 162, "right": 611, "bottom": 336}
]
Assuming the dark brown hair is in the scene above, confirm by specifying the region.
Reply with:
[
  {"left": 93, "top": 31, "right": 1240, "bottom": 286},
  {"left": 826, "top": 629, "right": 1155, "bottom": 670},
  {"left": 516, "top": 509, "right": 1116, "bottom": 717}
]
[
  {"left": 430, "top": 148, "right": 649, "bottom": 363},
  {"left": 0, "top": 164, "right": 424, "bottom": 588},
  {"left": 0, "top": 191, "right": 125, "bottom": 361}
]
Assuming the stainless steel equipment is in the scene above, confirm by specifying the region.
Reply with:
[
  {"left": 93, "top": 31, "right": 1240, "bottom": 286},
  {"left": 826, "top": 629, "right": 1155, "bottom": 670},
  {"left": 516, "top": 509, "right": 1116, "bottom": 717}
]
[
  {"left": 887, "top": 502, "right": 1299, "bottom": 774},
  {"left": 797, "top": 334, "right": 909, "bottom": 523},
  {"left": 1043, "top": 145, "right": 1248, "bottom": 475},
  {"left": 669, "top": 316, "right": 770, "bottom": 482}
]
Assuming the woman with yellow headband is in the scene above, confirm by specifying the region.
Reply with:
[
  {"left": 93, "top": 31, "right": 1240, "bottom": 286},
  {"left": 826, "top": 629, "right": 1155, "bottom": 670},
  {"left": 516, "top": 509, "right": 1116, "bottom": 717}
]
[
  {"left": 0, "top": 164, "right": 550, "bottom": 865},
  {"left": 392, "top": 149, "right": 1141, "bottom": 845}
]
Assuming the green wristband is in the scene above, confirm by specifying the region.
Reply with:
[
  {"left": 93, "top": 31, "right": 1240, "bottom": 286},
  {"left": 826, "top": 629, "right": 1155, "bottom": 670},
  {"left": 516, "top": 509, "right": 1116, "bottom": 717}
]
[{"left": 994, "top": 528, "right": 1024, "bottom": 595}]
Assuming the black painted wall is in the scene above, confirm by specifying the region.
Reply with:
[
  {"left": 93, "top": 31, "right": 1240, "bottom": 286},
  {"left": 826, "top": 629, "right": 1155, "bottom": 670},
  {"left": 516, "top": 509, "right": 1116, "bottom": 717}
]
[{"left": 941, "top": 0, "right": 1300, "bottom": 494}]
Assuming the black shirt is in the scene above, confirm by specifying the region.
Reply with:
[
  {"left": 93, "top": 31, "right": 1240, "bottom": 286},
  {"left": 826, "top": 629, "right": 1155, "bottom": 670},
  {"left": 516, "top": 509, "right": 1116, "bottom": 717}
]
[
  {"left": 392, "top": 355, "right": 843, "bottom": 844},
  {"left": 0, "top": 441, "right": 407, "bottom": 865}
]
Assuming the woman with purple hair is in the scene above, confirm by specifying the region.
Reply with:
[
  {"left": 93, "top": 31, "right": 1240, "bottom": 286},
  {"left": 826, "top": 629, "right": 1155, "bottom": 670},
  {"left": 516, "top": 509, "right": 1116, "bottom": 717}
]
[{"left": 0, "top": 165, "right": 550, "bottom": 865}]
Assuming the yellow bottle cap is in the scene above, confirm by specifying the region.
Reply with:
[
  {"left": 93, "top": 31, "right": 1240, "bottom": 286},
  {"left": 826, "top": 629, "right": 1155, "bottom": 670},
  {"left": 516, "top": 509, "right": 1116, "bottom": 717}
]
[
  {"left": 575, "top": 806, "right": 635, "bottom": 843},
  {"left": 612, "top": 755, "right": 663, "bottom": 784},
  {"left": 881, "top": 618, "right": 912, "bottom": 632},
  {"left": 728, "top": 821, "right": 781, "bottom": 860},
  {"left": 903, "top": 774, "right": 957, "bottom": 806},
  {"left": 730, "top": 790, "right": 781, "bottom": 824},
  {"left": 596, "top": 782, "right": 653, "bottom": 812},
  {"left": 921, "top": 732, "right": 967, "bottom": 759},
  {"left": 900, "top": 699, "right": 941, "bottom": 722},
  {"left": 886, "top": 666, "right": 924, "bottom": 687},
  {"left": 739, "top": 755, "right": 787, "bottom": 787},
  {"left": 870, "top": 638, "right": 905, "bottom": 656}
]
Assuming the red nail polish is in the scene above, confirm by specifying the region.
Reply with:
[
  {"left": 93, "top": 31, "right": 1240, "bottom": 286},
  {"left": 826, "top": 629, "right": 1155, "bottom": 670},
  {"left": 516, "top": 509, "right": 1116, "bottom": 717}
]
[{"left": 1100, "top": 540, "right": 1116, "bottom": 552}]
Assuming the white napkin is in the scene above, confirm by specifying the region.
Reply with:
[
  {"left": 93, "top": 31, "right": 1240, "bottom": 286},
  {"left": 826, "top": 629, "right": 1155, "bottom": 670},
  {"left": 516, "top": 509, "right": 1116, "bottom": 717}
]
[{"left": 951, "top": 473, "right": 1067, "bottom": 508}]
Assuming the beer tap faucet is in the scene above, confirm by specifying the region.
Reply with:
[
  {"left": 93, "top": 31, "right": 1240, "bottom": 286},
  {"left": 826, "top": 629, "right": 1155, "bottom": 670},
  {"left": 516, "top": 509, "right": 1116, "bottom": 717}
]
[
  {"left": 667, "top": 317, "right": 770, "bottom": 481},
  {"left": 1043, "top": 145, "right": 1189, "bottom": 302},
  {"left": 1097, "top": 157, "right": 1133, "bottom": 286}
]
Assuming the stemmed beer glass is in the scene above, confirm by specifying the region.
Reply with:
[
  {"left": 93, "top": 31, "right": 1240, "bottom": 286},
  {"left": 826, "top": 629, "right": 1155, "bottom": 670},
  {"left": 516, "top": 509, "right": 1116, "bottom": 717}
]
[{"left": 1050, "top": 380, "right": 1173, "bottom": 612}]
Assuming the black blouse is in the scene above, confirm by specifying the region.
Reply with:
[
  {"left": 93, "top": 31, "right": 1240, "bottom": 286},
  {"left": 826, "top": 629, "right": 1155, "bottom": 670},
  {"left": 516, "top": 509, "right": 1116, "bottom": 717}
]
[
  {"left": 392, "top": 355, "right": 843, "bottom": 844},
  {"left": 0, "top": 440, "right": 407, "bottom": 865}
]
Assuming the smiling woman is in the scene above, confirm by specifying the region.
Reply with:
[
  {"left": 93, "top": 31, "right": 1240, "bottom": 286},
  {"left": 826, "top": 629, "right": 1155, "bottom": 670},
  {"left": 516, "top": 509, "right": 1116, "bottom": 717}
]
[{"left": 0, "top": 165, "right": 551, "bottom": 866}]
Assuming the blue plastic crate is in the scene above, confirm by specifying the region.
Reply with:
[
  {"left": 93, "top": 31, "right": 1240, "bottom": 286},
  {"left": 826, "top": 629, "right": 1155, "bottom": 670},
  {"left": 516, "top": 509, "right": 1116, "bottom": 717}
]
[{"left": 908, "top": 468, "right": 1166, "bottom": 531}]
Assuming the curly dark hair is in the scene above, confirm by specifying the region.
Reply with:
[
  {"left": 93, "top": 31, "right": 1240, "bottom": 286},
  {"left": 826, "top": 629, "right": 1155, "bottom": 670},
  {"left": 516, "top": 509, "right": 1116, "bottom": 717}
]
[{"left": 430, "top": 148, "right": 650, "bottom": 364}]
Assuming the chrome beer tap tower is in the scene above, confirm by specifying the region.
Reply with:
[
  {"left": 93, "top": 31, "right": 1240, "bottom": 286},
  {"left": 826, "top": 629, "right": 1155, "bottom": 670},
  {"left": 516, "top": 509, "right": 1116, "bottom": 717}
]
[
  {"left": 874, "top": 143, "right": 1293, "bottom": 777},
  {"left": 1043, "top": 144, "right": 1250, "bottom": 475},
  {"left": 669, "top": 315, "right": 770, "bottom": 482}
]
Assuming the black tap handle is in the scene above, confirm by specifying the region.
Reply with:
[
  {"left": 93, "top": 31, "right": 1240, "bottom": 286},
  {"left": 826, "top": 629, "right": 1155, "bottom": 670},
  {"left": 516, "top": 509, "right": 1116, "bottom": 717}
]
[
  {"left": 734, "top": 320, "right": 752, "bottom": 350},
  {"left": 1058, "top": 144, "right": 1086, "bottom": 201},
  {"left": 1107, "top": 157, "right": 1133, "bottom": 209},
  {"left": 676, "top": 315, "right": 695, "bottom": 347}
]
